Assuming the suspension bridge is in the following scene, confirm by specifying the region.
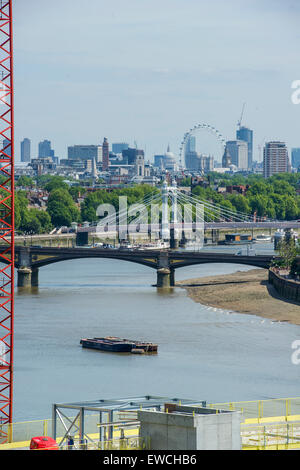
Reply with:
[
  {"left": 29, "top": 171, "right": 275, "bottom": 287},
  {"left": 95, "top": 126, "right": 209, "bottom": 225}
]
[
  {"left": 8, "top": 180, "right": 290, "bottom": 288},
  {"left": 77, "top": 180, "right": 300, "bottom": 245}
]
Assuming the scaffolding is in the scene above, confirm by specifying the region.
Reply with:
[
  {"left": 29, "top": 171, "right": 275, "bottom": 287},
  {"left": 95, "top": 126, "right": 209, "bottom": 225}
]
[{"left": 52, "top": 395, "right": 206, "bottom": 449}]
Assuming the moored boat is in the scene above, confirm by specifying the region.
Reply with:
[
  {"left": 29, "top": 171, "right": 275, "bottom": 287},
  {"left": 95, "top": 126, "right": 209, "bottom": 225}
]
[
  {"left": 80, "top": 337, "right": 133, "bottom": 352},
  {"left": 254, "top": 234, "right": 272, "bottom": 243},
  {"left": 80, "top": 336, "right": 158, "bottom": 353}
]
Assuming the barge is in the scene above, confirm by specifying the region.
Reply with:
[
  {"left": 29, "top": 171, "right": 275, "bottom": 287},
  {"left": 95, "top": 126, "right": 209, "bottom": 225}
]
[
  {"left": 224, "top": 233, "right": 253, "bottom": 245},
  {"left": 80, "top": 336, "right": 158, "bottom": 353}
]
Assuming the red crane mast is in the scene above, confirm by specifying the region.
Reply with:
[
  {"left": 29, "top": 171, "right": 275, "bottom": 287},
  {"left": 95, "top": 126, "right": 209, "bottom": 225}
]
[{"left": 0, "top": 0, "right": 14, "bottom": 443}]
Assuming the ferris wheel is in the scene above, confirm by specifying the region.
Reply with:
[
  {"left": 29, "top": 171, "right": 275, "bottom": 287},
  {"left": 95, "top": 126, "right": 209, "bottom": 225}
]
[{"left": 179, "top": 123, "right": 226, "bottom": 167}]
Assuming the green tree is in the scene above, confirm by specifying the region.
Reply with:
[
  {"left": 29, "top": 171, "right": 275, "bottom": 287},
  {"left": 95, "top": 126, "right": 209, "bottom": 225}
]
[
  {"left": 277, "top": 239, "right": 298, "bottom": 270},
  {"left": 30, "top": 209, "right": 53, "bottom": 233},
  {"left": 16, "top": 175, "right": 35, "bottom": 188},
  {"left": 44, "top": 176, "right": 69, "bottom": 192},
  {"left": 47, "top": 188, "right": 80, "bottom": 226},
  {"left": 80, "top": 185, "right": 158, "bottom": 222},
  {"left": 21, "top": 216, "right": 42, "bottom": 234},
  {"left": 228, "top": 194, "right": 251, "bottom": 214},
  {"left": 248, "top": 195, "right": 268, "bottom": 218}
]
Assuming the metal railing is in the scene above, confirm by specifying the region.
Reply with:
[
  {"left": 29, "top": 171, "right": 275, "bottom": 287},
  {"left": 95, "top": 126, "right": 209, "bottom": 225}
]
[
  {"left": 207, "top": 397, "right": 300, "bottom": 423},
  {"left": 241, "top": 422, "right": 300, "bottom": 450},
  {"left": 2, "top": 398, "right": 300, "bottom": 450}
]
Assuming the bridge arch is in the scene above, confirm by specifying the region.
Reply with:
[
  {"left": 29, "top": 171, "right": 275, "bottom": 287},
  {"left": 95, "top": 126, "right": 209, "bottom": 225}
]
[
  {"left": 13, "top": 246, "right": 278, "bottom": 289},
  {"left": 31, "top": 253, "right": 159, "bottom": 270}
]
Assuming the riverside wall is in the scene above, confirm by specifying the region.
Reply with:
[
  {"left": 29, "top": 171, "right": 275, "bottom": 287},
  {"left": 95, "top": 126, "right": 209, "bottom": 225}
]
[{"left": 269, "top": 268, "right": 300, "bottom": 303}]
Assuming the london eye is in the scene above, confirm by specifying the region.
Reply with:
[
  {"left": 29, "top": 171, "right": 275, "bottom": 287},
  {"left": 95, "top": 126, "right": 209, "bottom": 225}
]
[{"left": 179, "top": 123, "right": 226, "bottom": 167}]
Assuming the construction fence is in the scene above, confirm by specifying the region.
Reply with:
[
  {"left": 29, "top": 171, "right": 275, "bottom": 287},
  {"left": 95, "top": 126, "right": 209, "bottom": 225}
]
[{"left": 2, "top": 397, "right": 300, "bottom": 450}]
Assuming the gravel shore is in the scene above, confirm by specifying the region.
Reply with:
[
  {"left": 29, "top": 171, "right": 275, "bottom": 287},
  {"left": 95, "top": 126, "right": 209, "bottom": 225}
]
[{"left": 177, "top": 269, "right": 300, "bottom": 324}]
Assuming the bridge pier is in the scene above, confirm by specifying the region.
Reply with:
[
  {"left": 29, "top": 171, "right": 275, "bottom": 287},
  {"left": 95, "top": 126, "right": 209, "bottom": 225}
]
[
  {"left": 211, "top": 229, "right": 219, "bottom": 244},
  {"left": 170, "top": 229, "right": 179, "bottom": 250},
  {"left": 170, "top": 268, "right": 175, "bottom": 287},
  {"left": 17, "top": 266, "right": 39, "bottom": 287},
  {"left": 31, "top": 267, "right": 39, "bottom": 287},
  {"left": 156, "top": 268, "right": 171, "bottom": 288},
  {"left": 17, "top": 267, "right": 32, "bottom": 288},
  {"left": 179, "top": 231, "right": 188, "bottom": 248}
]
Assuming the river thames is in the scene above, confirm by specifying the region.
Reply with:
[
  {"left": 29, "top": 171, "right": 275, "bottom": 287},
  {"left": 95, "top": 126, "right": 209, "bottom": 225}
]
[{"left": 13, "top": 243, "right": 300, "bottom": 421}]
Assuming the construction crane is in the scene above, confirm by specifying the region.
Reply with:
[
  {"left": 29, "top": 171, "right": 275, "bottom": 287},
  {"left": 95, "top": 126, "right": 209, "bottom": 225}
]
[
  {"left": 237, "top": 102, "right": 246, "bottom": 129},
  {"left": 0, "top": 0, "right": 14, "bottom": 443}
]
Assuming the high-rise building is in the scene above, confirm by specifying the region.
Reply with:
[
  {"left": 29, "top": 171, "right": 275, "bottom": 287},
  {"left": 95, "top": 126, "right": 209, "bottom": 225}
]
[
  {"left": 112, "top": 142, "right": 129, "bottom": 154},
  {"left": 222, "top": 147, "right": 232, "bottom": 168},
  {"left": 225, "top": 140, "right": 248, "bottom": 170},
  {"left": 102, "top": 137, "right": 110, "bottom": 171},
  {"left": 122, "top": 147, "right": 144, "bottom": 165},
  {"left": 185, "top": 135, "right": 196, "bottom": 154},
  {"left": 38, "top": 139, "right": 54, "bottom": 159},
  {"left": 291, "top": 148, "right": 300, "bottom": 169},
  {"left": 263, "top": 141, "right": 289, "bottom": 178},
  {"left": 122, "top": 147, "right": 145, "bottom": 176},
  {"left": 185, "top": 151, "right": 199, "bottom": 171},
  {"left": 20, "top": 138, "right": 31, "bottom": 162},
  {"left": 97, "top": 146, "right": 103, "bottom": 163},
  {"left": 154, "top": 155, "right": 164, "bottom": 168},
  {"left": 236, "top": 126, "right": 253, "bottom": 169},
  {"left": 68, "top": 145, "right": 101, "bottom": 162},
  {"left": 184, "top": 135, "right": 196, "bottom": 168}
]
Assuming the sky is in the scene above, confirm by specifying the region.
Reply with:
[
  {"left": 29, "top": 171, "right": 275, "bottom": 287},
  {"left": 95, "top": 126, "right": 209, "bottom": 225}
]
[{"left": 14, "top": 0, "right": 300, "bottom": 163}]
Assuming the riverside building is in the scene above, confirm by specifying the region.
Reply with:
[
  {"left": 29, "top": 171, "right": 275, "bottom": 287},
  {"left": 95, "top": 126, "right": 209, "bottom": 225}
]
[{"left": 263, "top": 141, "right": 289, "bottom": 178}]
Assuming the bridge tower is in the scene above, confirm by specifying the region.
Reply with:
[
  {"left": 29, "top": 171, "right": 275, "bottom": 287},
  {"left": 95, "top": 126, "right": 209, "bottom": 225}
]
[
  {"left": 161, "top": 180, "right": 169, "bottom": 240},
  {"left": 170, "top": 179, "right": 179, "bottom": 250},
  {"left": 0, "top": 0, "right": 15, "bottom": 442}
]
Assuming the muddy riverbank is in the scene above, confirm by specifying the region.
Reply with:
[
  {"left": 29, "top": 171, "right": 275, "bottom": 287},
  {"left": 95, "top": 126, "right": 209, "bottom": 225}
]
[{"left": 177, "top": 269, "right": 300, "bottom": 324}]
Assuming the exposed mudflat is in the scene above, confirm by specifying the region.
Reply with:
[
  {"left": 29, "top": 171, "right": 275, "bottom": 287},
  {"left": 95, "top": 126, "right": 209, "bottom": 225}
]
[{"left": 177, "top": 269, "right": 300, "bottom": 324}]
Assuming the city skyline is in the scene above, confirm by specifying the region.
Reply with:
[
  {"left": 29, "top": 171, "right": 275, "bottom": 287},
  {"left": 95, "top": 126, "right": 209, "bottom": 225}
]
[{"left": 14, "top": 0, "right": 300, "bottom": 162}]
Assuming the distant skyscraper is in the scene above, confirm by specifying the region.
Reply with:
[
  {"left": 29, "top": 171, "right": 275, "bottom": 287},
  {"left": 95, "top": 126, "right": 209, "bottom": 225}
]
[
  {"left": 185, "top": 151, "right": 199, "bottom": 170},
  {"left": 183, "top": 136, "right": 195, "bottom": 169},
  {"left": 102, "top": 137, "right": 110, "bottom": 171},
  {"left": 68, "top": 145, "right": 101, "bottom": 162},
  {"left": 122, "top": 147, "right": 145, "bottom": 176},
  {"left": 122, "top": 147, "right": 144, "bottom": 165},
  {"left": 263, "top": 141, "right": 289, "bottom": 178},
  {"left": 186, "top": 135, "right": 196, "bottom": 153},
  {"left": 38, "top": 139, "right": 54, "bottom": 159},
  {"left": 291, "top": 148, "right": 300, "bottom": 169},
  {"left": 225, "top": 140, "right": 248, "bottom": 170},
  {"left": 21, "top": 138, "right": 31, "bottom": 162},
  {"left": 222, "top": 146, "right": 232, "bottom": 168},
  {"left": 154, "top": 154, "right": 164, "bottom": 168},
  {"left": 112, "top": 142, "right": 129, "bottom": 154},
  {"left": 236, "top": 126, "right": 253, "bottom": 169}
]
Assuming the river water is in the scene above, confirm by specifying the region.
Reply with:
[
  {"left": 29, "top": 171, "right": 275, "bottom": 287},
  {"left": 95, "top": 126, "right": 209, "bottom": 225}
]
[{"left": 13, "top": 243, "right": 300, "bottom": 421}]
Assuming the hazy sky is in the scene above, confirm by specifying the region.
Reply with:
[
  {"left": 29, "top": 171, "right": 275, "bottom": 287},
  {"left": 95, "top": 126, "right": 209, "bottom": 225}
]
[{"left": 14, "top": 0, "right": 300, "bottom": 163}]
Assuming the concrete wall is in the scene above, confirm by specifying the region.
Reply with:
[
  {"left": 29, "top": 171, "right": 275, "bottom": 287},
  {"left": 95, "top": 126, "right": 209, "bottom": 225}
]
[
  {"left": 269, "top": 268, "right": 300, "bottom": 303},
  {"left": 138, "top": 406, "right": 241, "bottom": 450}
]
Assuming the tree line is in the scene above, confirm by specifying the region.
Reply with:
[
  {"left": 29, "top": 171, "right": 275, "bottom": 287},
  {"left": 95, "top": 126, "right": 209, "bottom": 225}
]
[{"left": 14, "top": 172, "right": 300, "bottom": 234}]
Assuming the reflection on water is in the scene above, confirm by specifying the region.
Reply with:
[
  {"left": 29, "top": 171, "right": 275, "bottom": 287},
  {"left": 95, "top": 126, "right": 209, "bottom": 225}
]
[{"left": 13, "top": 244, "right": 300, "bottom": 421}]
